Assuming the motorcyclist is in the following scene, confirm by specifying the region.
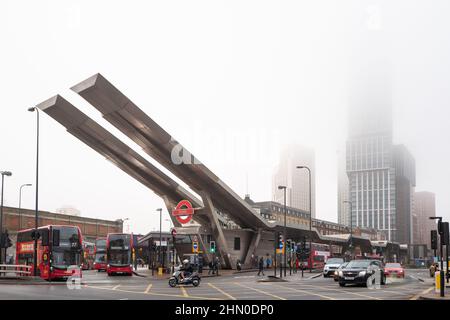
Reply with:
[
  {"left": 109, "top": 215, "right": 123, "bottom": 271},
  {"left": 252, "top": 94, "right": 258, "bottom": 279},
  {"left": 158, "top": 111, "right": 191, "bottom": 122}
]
[{"left": 179, "top": 259, "right": 193, "bottom": 282}]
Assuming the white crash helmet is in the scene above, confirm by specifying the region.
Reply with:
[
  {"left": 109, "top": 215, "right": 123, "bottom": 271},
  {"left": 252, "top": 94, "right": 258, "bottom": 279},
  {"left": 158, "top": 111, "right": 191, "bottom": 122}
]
[{"left": 183, "top": 259, "right": 189, "bottom": 264}]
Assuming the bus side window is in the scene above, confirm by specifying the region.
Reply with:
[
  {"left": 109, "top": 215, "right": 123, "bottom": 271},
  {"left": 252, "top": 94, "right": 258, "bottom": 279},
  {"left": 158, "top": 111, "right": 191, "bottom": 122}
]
[
  {"left": 53, "top": 230, "right": 60, "bottom": 247},
  {"left": 41, "top": 230, "right": 49, "bottom": 246}
]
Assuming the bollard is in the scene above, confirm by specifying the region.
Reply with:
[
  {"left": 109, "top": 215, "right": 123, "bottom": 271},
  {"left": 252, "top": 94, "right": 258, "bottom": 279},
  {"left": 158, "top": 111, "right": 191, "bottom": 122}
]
[
  {"left": 158, "top": 267, "right": 163, "bottom": 276},
  {"left": 435, "top": 271, "right": 441, "bottom": 293}
]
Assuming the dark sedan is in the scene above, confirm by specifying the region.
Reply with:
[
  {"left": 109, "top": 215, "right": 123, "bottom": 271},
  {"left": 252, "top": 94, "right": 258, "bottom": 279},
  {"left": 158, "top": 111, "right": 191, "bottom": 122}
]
[{"left": 337, "top": 259, "right": 386, "bottom": 287}]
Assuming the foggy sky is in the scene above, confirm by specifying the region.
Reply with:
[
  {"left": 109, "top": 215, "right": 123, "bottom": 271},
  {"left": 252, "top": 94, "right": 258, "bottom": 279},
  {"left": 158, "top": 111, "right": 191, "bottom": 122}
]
[{"left": 1, "top": 0, "right": 449, "bottom": 234}]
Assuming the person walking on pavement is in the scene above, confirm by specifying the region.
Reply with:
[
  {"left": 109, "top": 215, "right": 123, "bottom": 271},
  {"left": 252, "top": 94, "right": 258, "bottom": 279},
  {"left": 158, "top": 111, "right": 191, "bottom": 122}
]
[
  {"left": 257, "top": 257, "right": 265, "bottom": 276},
  {"left": 208, "top": 260, "right": 214, "bottom": 275},
  {"left": 214, "top": 256, "right": 220, "bottom": 276}
]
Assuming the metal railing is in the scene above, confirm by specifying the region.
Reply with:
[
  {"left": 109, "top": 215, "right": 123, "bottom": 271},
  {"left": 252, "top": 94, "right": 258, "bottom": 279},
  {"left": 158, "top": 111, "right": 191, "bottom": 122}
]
[{"left": 0, "top": 264, "right": 32, "bottom": 277}]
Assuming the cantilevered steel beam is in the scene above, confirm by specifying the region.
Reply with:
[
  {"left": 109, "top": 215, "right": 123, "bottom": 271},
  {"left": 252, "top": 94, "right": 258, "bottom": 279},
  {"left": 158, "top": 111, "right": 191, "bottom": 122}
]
[
  {"left": 72, "top": 73, "right": 271, "bottom": 230},
  {"left": 36, "top": 95, "right": 208, "bottom": 227}
]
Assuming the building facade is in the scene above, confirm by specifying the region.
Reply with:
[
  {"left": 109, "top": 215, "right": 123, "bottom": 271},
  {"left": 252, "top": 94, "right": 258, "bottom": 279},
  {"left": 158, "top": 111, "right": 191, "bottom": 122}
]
[
  {"left": 245, "top": 196, "right": 383, "bottom": 240},
  {"left": 1, "top": 206, "right": 123, "bottom": 263},
  {"left": 337, "top": 144, "right": 350, "bottom": 226},
  {"left": 413, "top": 191, "right": 436, "bottom": 249},
  {"left": 345, "top": 58, "right": 416, "bottom": 244},
  {"left": 272, "top": 145, "right": 316, "bottom": 217}
]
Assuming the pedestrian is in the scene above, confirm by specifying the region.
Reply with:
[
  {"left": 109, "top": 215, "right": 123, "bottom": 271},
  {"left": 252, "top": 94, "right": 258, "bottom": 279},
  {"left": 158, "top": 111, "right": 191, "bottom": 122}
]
[
  {"left": 236, "top": 259, "right": 242, "bottom": 271},
  {"left": 214, "top": 257, "right": 220, "bottom": 276},
  {"left": 198, "top": 255, "right": 203, "bottom": 274},
  {"left": 257, "top": 257, "right": 265, "bottom": 276},
  {"left": 208, "top": 260, "right": 214, "bottom": 275},
  {"left": 266, "top": 256, "right": 270, "bottom": 269}
]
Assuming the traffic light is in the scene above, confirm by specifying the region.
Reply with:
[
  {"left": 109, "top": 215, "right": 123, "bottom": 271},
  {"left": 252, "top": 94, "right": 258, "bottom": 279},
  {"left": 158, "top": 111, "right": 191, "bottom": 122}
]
[
  {"left": 278, "top": 233, "right": 284, "bottom": 249},
  {"left": 431, "top": 230, "right": 438, "bottom": 250},
  {"left": 286, "top": 240, "right": 291, "bottom": 252},
  {"left": 0, "top": 232, "right": 12, "bottom": 249},
  {"left": 442, "top": 222, "right": 449, "bottom": 245},
  {"left": 31, "top": 230, "right": 41, "bottom": 241},
  {"left": 210, "top": 241, "right": 216, "bottom": 253}
]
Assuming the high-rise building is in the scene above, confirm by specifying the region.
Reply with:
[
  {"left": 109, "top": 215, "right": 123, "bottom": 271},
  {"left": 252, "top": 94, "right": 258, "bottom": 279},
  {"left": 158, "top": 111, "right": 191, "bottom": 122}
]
[
  {"left": 344, "top": 3, "right": 417, "bottom": 243},
  {"left": 272, "top": 145, "right": 316, "bottom": 217},
  {"left": 392, "top": 145, "right": 416, "bottom": 244},
  {"left": 413, "top": 191, "right": 436, "bottom": 249},
  {"left": 337, "top": 145, "right": 350, "bottom": 226},
  {"left": 346, "top": 69, "right": 416, "bottom": 244}
]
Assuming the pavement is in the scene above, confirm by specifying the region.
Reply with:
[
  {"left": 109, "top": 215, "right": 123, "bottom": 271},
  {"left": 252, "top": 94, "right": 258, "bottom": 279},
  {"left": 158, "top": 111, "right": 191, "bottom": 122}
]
[{"left": 0, "top": 268, "right": 434, "bottom": 300}]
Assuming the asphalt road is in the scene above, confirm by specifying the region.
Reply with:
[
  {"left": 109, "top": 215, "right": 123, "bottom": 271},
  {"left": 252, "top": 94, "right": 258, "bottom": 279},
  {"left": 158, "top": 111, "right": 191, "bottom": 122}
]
[{"left": 0, "top": 268, "right": 433, "bottom": 300}]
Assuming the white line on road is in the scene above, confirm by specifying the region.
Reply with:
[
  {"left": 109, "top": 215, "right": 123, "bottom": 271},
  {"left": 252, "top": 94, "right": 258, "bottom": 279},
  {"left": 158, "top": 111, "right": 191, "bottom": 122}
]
[
  {"left": 294, "top": 283, "right": 381, "bottom": 300},
  {"left": 410, "top": 286, "right": 434, "bottom": 300},
  {"left": 180, "top": 286, "right": 189, "bottom": 297},
  {"left": 112, "top": 285, "right": 121, "bottom": 290},
  {"left": 144, "top": 283, "right": 152, "bottom": 294},
  {"left": 208, "top": 282, "right": 236, "bottom": 300},
  {"left": 234, "top": 282, "right": 286, "bottom": 300},
  {"left": 270, "top": 284, "right": 335, "bottom": 300}
]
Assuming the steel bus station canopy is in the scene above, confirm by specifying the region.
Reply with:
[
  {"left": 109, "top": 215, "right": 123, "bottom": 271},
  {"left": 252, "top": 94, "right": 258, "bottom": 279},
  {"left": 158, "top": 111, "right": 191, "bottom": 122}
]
[{"left": 37, "top": 73, "right": 403, "bottom": 269}]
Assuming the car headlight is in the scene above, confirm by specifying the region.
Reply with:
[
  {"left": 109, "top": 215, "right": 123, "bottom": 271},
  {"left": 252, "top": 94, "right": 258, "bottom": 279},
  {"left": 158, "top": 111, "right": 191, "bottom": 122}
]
[
  {"left": 107, "top": 264, "right": 110, "bottom": 268},
  {"left": 130, "top": 264, "right": 133, "bottom": 268},
  {"left": 338, "top": 271, "right": 343, "bottom": 276},
  {"left": 334, "top": 270, "right": 338, "bottom": 275},
  {"left": 359, "top": 270, "right": 366, "bottom": 276}
]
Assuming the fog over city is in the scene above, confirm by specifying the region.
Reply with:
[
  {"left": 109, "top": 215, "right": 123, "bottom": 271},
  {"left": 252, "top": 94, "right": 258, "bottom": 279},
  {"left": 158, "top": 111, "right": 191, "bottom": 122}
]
[{"left": 1, "top": 0, "right": 449, "bottom": 235}]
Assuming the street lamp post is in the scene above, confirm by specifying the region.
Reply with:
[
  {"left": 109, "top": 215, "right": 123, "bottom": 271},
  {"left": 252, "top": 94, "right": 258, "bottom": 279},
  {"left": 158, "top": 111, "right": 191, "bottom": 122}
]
[
  {"left": 278, "top": 185, "right": 287, "bottom": 277},
  {"left": 430, "top": 216, "right": 445, "bottom": 297},
  {"left": 28, "top": 106, "right": 40, "bottom": 276},
  {"left": 343, "top": 200, "right": 353, "bottom": 260},
  {"left": 296, "top": 166, "right": 312, "bottom": 273},
  {"left": 157, "top": 208, "right": 162, "bottom": 268},
  {"left": 18, "top": 184, "right": 32, "bottom": 230},
  {"left": 0, "top": 171, "right": 13, "bottom": 264}
]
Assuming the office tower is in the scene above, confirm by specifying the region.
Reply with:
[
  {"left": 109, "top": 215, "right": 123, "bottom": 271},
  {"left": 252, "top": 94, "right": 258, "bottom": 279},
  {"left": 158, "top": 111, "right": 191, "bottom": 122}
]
[{"left": 272, "top": 145, "right": 316, "bottom": 217}]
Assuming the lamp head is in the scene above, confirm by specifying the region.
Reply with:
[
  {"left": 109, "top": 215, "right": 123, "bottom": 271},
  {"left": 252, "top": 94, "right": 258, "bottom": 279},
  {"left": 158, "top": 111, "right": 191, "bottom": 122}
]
[
  {"left": 296, "top": 166, "right": 305, "bottom": 169},
  {"left": 278, "top": 185, "right": 286, "bottom": 190},
  {"left": 28, "top": 107, "right": 36, "bottom": 112},
  {"left": 1, "top": 171, "right": 12, "bottom": 177}
]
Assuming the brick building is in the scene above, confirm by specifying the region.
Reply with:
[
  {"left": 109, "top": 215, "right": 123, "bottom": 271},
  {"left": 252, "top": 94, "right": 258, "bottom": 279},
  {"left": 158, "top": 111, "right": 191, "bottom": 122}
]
[{"left": 0, "top": 206, "right": 123, "bottom": 263}]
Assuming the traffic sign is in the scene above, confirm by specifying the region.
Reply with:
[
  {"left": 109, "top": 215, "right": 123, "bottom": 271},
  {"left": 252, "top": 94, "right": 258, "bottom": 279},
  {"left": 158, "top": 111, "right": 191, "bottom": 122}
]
[
  {"left": 172, "top": 200, "right": 195, "bottom": 224},
  {"left": 192, "top": 241, "right": 199, "bottom": 253}
]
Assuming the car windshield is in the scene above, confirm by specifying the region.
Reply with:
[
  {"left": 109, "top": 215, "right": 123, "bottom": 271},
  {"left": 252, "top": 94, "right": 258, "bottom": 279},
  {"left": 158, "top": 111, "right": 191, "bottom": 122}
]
[
  {"left": 346, "top": 260, "right": 371, "bottom": 268},
  {"left": 339, "top": 262, "right": 348, "bottom": 269},
  {"left": 385, "top": 263, "right": 401, "bottom": 268},
  {"left": 326, "top": 258, "right": 344, "bottom": 264}
]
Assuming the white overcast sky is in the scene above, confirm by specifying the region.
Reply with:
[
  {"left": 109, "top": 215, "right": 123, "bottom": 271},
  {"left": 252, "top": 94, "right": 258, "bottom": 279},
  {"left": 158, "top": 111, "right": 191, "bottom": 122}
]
[{"left": 1, "top": 0, "right": 449, "bottom": 235}]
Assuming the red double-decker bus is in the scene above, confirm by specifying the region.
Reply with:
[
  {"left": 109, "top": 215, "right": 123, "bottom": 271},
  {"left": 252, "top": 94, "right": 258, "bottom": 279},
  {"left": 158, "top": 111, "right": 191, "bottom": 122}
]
[
  {"left": 16, "top": 225, "right": 83, "bottom": 280},
  {"left": 298, "top": 243, "right": 331, "bottom": 270},
  {"left": 93, "top": 237, "right": 107, "bottom": 271},
  {"left": 106, "top": 233, "right": 133, "bottom": 276}
]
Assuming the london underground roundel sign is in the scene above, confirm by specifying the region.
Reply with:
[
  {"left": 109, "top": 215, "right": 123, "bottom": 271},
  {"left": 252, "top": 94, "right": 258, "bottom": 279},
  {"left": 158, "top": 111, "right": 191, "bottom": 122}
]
[{"left": 172, "top": 200, "right": 195, "bottom": 224}]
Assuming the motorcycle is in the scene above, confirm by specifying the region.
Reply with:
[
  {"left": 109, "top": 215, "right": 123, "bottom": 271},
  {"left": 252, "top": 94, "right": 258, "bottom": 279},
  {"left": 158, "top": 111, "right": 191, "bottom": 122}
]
[{"left": 168, "top": 266, "right": 201, "bottom": 287}]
